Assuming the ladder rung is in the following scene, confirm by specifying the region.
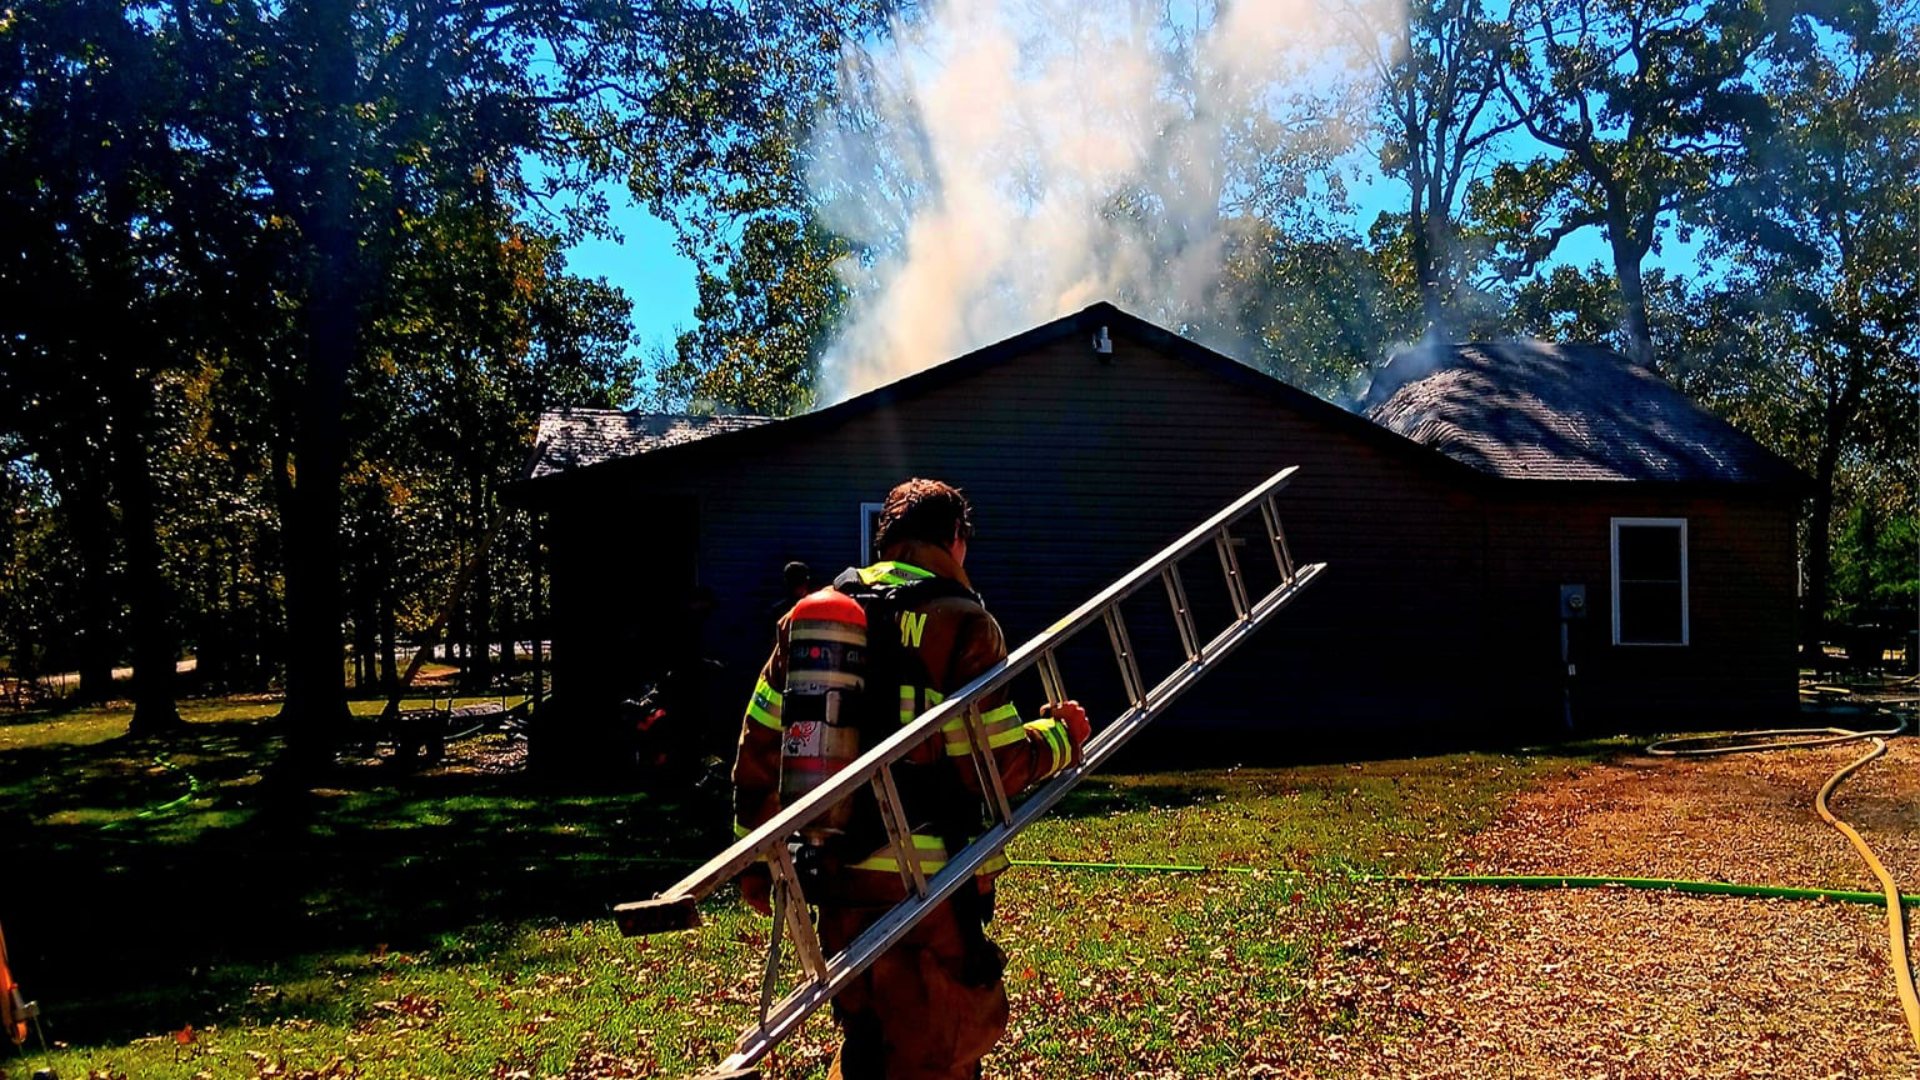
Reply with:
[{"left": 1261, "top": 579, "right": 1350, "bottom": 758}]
[
  {"left": 871, "top": 766, "right": 929, "bottom": 897},
  {"left": 767, "top": 845, "right": 829, "bottom": 980},
  {"left": 1104, "top": 607, "right": 1144, "bottom": 706},
  {"left": 1036, "top": 648, "right": 1065, "bottom": 706},
  {"left": 962, "top": 703, "right": 1015, "bottom": 824},
  {"left": 1261, "top": 495, "right": 1296, "bottom": 583},
  {"left": 1215, "top": 528, "right": 1249, "bottom": 616},
  {"left": 1163, "top": 565, "right": 1199, "bottom": 660},
  {"left": 756, "top": 892, "right": 784, "bottom": 1021}
]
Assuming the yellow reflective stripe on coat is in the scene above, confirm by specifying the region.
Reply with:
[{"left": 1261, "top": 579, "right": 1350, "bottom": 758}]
[
  {"left": 747, "top": 678, "right": 783, "bottom": 729},
  {"left": 849, "top": 833, "right": 948, "bottom": 874},
  {"left": 898, "top": 686, "right": 945, "bottom": 724},
  {"left": 942, "top": 702, "right": 1024, "bottom": 756},
  {"left": 848, "top": 834, "right": 1009, "bottom": 879},
  {"left": 1024, "top": 717, "right": 1073, "bottom": 777}
]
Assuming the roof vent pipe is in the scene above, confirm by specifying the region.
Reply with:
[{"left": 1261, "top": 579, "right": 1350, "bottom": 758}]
[{"left": 1092, "top": 325, "right": 1114, "bottom": 362}]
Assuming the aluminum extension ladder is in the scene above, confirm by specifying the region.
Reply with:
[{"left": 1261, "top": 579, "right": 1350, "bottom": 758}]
[{"left": 614, "top": 466, "right": 1327, "bottom": 1079}]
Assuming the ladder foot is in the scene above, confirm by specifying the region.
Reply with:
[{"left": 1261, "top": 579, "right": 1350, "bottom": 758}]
[{"left": 613, "top": 895, "right": 701, "bottom": 936}]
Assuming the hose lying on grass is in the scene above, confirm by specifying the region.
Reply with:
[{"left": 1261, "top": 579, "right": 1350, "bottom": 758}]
[
  {"left": 1014, "top": 707, "right": 1920, "bottom": 1053},
  {"left": 1646, "top": 708, "right": 1918, "bottom": 1052},
  {"left": 99, "top": 754, "right": 201, "bottom": 831},
  {"left": 1006, "top": 859, "right": 1920, "bottom": 908}
]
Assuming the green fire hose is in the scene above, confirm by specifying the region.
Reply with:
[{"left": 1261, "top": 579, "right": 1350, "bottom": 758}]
[
  {"left": 1006, "top": 858, "right": 1919, "bottom": 908},
  {"left": 1014, "top": 706, "right": 1920, "bottom": 1053}
]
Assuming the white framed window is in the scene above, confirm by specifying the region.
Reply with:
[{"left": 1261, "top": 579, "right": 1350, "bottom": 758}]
[
  {"left": 859, "top": 501, "right": 885, "bottom": 563},
  {"left": 1612, "top": 518, "right": 1689, "bottom": 646}
]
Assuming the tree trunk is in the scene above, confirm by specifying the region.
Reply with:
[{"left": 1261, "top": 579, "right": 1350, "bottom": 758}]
[
  {"left": 471, "top": 487, "right": 494, "bottom": 690},
  {"left": 380, "top": 572, "right": 398, "bottom": 697},
  {"left": 275, "top": 0, "right": 360, "bottom": 784},
  {"left": 353, "top": 579, "right": 377, "bottom": 692},
  {"left": 1610, "top": 208, "right": 1657, "bottom": 366},
  {"left": 1800, "top": 356, "right": 1869, "bottom": 662},
  {"left": 198, "top": 546, "right": 228, "bottom": 690},
  {"left": 110, "top": 368, "right": 186, "bottom": 736},
  {"left": 66, "top": 481, "right": 118, "bottom": 702}
]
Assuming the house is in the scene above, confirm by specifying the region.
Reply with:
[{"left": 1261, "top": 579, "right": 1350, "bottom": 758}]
[{"left": 508, "top": 303, "right": 1806, "bottom": 772}]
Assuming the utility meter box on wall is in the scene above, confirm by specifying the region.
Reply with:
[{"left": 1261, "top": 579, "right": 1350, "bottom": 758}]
[{"left": 1560, "top": 584, "right": 1588, "bottom": 620}]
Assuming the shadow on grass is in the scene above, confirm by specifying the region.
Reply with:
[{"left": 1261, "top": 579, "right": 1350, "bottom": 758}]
[{"left": 0, "top": 711, "right": 726, "bottom": 1045}]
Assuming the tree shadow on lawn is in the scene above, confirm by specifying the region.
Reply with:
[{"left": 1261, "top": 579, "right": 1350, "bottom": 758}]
[{"left": 0, "top": 716, "right": 726, "bottom": 1045}]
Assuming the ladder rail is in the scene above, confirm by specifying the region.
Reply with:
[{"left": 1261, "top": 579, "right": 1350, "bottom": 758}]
[{"left": 616, "top": 467, "right": 1308, "bottom": 920}]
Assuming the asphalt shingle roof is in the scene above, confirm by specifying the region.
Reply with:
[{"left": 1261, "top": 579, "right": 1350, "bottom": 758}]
[
  {"left": 1363, "top": 340, "right": 1803, "bottom": 485},
  {"left": 527, "top": 409, "right": 773, "bottom": 480}
]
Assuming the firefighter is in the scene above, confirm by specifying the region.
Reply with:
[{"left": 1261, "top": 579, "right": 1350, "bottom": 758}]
[{"left": 732, "top": 478, "right": 1091, "bottom": 1080}]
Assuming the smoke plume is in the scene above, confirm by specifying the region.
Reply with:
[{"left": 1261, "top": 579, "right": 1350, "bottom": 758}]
[{"left": 807, "top": 0, "right": 1399, "bottom": 403}]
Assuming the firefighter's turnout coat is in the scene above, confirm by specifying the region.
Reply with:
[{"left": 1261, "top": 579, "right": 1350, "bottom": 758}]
[
  {"left": 731, "top": 538, "right": 1077, "bottom": 1079},
  {"left": 732, "top": 539, "right": 1076, "bottom": 885}
]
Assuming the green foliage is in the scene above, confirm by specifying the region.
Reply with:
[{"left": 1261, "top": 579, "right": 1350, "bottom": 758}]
[
  {"left": 1830, "top": 505, "right": 1919, "bottom": 622},
  {"left": 628, "top": 3, "right": 898, "bottom": 415},
  {"left": 654, "top": 214, "right": 849, "bottom": 415},
  {"left": 1699, "top": 7, "right": 1919, "bottom": 640},
  {"left": 0, "top": 0, "right": 649, "bottom": 719},
  {"left": 1482, "top": 0, "right": 1854, "bottom": 360},
  {"left": 1213, "top": 218, "right": 1419, "bottom": 401}
]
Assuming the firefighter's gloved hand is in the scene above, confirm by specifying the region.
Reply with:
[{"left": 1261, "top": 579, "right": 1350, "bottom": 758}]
[
  {"left": 1042, "top": 700, "right": 1091, "bottom": 763},
  {"left": 740, "top": 864, "right": 773, "bottom": 917}
]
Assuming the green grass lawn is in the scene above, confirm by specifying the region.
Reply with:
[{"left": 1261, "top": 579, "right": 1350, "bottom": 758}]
[{"left": 0, "top": 699, "right": 1616, "bottom": 1079}]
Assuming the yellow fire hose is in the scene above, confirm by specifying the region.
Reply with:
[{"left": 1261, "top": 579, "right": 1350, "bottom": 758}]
[{"left": 1649, "top": 710, "right": 1919, "bottom": 1052}]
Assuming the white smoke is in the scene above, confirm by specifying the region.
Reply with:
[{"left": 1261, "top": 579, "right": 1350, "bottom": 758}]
[{"left": 807, "top": 0, "right": 1398, "bottom": 403}]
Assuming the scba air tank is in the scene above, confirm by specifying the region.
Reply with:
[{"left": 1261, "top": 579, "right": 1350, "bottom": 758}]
[{"left": 781, "top": 587, "right": 868, "bottom": 841}]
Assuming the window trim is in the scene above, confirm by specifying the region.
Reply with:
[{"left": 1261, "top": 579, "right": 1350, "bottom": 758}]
[
  {"left": 859, "top": 501, "right": 885, "bottom": 564},
  {"left": 1611, "top": 517, "right": 1689, "bottom": 647}
]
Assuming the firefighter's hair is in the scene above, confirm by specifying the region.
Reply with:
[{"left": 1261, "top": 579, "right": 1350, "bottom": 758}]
[{"left": 875, "top": 478, "right": 974, "bottom": 556}]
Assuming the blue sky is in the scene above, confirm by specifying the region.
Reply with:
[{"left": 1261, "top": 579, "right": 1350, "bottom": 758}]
[{"left": 564, "top": 191, "right": 702, "bottom": 354}]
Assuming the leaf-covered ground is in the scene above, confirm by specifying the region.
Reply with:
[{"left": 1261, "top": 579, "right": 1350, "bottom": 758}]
[{"left": 5, "top": 696, "right": 1917, "bottom": 1079}]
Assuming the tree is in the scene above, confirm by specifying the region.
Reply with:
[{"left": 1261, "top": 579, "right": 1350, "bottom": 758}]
[
  {"left": 1213, "top": 218, "right": 1420, "bottom": 402},
  {"left": 1482, "top": 0, "right": 1850, "bottom": 364},
  {"left": 0, "top": 0, "right": 234, "bottom": 730},
  {"left": 137, "top": 0, "right": 700, "bottom": 778},
  {"left": 1700, "top": 9, "right": 1919, "bottom": 652},
  {"left": 1343, "top": 0, "right": 1521, "bottom": 341},
  {"left": 357, "top": 192, "right": 636, "bottom": 692},
  {"left": 629, "top": 3, "right": 898, "bottom": 414},
  {"left": 653, "top": 214, "right": 849, "bottom": 415}
]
